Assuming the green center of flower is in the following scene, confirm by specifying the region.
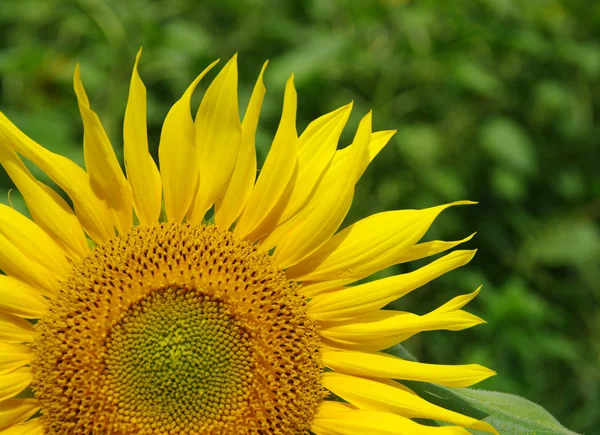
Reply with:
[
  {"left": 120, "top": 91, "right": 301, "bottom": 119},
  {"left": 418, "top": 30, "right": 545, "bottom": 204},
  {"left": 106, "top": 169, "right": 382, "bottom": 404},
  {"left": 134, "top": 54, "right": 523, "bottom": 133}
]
[{"left": 104, "top": 287, "right": 252, "bottom": 426}]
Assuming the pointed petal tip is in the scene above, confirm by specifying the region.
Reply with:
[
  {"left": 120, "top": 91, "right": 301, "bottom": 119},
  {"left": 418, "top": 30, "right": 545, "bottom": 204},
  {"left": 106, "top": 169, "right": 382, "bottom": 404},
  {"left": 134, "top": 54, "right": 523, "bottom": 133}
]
[
  {"left": 340, "top": 101, "right": 354, "bottom": 111},
  {"left": 331, "top": 101, "right": 353, "bottom": 116},
  {"left": 451, "top": 199, "right": 478, "bottom": 206},
  {"left": 453, "top": 248, "right": 478, "bottom": 259},
  {"left": 72, "top": 64, "right": 83, "bottom": 92},
  {"left": 359, "top": 110, "right": 373, "bottom": 126},
  {"left": 461, "top": 248, "right": 478, "bottom": 259},
  {"left": 257, "top": 61, "right": 269, "bottom": 82},
  {"left": 474, "top": 364, "right": 497, "bottom": 379},
  {"left": 184, "top": 60, "right": 221, "bottom": 96},
  {"left": 471, "top": 313, "right": 487, "bottom": 325},
  {"left": 465, "top": 231, "right": 477, "bottom": 240},
  {"left": 133, "top": 49, "right": 144, "bottom": 74},
  {"left": 224, "top": 53, "right": 239, "bottom": 68},
  {"left": 257, "top": 61, "right": 269, "bottom": 84}
]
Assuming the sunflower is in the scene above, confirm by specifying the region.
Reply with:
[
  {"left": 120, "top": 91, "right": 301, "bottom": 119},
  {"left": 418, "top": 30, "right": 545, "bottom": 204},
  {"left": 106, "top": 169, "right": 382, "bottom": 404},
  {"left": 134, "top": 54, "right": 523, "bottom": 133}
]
[{"left": 0, "top": 50, "right": 498, "bottom": 435}]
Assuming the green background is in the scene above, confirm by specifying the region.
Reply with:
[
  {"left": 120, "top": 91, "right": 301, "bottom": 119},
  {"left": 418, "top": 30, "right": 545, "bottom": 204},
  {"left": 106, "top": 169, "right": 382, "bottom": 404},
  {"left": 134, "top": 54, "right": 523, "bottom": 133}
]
[{"left": 0, "top": 0, "right": 597, "bottom": 433}]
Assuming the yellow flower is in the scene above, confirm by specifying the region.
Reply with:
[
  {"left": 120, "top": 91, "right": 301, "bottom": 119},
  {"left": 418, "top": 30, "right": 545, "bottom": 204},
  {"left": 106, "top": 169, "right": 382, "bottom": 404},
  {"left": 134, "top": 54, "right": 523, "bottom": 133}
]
[{"left": 0, "top": 50, "right": 498, "bottom": 434}]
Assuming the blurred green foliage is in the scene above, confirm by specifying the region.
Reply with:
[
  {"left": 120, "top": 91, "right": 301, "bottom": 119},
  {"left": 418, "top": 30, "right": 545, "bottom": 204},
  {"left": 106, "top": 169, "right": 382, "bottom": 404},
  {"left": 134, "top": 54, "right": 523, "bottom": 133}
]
[{"left": 1, "top": 0, "right": 598, "bottom": 432}]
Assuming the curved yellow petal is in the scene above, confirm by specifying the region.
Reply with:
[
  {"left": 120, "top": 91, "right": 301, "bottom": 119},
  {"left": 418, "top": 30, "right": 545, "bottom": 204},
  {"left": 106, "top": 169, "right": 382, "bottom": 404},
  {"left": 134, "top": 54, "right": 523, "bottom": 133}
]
[
  {"left": 187, "top": 55, "right": 242, "bottom": 223},
  {"left": 366, "top": 130, "right": 396, "bottom": 165},
  {"left": 266, "top": 102, "right": 353, "bottom": 231},
  {"left": 392, "top": 233, "right": 476, "bottom": 265},
  {"left": 328, "top": 129, "right": 396, "bottom": 182},
  {"left": 0, "top": 204, "right": 71, "bottom": 280},
  {"left": 0, "top": 368, "right": 31, "bottom": 402},
  {"left": 0, "top": 343, "right": 30, "bottom": 375},
  {"left": 320, "top": 310, "right": 484, "bottom": 346},
  {"left": 0, "top": 418, "right": 43, "bottom": 435},
  {"left": 0, "top": 400, "right": 38, "bottom": 431},
  {"left": 336, "top": 290, "right": 484, "bottom": 352},
  {"left": 74, "top": 64, "right": 133, "bottom": 233},
  {"left": 0, "top": 114, "right": 114, "bottom": 243},
  {"left": 322, "top": 349, "right": 496, "bottom": 387},
  {"left": 0, "top": 313, "right": 33, "bottom": 344},
  {"left": 307, "top": 250, "right": 476, "bottom": 321},
  {"left": 124, "top": 49, "right": 162, "bottom": 226},
  {"left": 0, "top": 232, "right": 62, "bottom": 297},
  {"left": 296, "top": 234, "right": 476, "bottom": 299},
  {"left": 431, "top": 286, "right": 483, "bottom": 314},
  {"left": 322, "top": 372, "right": 498, "bottom": 434},
  {"left": 0, "top": 276, "right": 48, "bottom": 318},
  {"left": 159, "top": 60, "right": 220, "bottom": 223},
  {"left": 270, "top": 112, "right": 370, "bottom": 268},
  {"left": 215, "top": 61, "right": 268, "bottom": 230},
  {"left": 311, "top": 400, "right": 472, "bottom": 435},
  {"left": 286, "top": 201, "right": 475, "bottom": 282},
  {"left": 0, "top": 147, "right": 87, "bottom": 260},
  {"left": 234, "top": 75, "right": 298, "bottom": 241}
]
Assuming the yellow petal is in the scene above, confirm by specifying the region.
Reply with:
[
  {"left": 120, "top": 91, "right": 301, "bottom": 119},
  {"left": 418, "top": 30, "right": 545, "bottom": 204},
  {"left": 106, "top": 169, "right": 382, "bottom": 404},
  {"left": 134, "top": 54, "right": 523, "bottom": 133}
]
[
  {"left": 312, "top": 400, "right": 472, "bottom": 435},
  {"left": 123, "top": 48, "right": 162, "bottom": 226},
  {"left": 159, "top": 60, "right": 220, "bottom": 223},
  {"left": 0, "top": 276, "right": 48, "bottom": 318},
  {"left": 307, "top": 250, "right": 476, "bottom": 321},
  {"left": 0, "top": 232, "right": 62, "bottom": 297},
  {"left": 234, "top": 75, "right": 298, "bottom": 241},
  {"left": 301, "top": 234, "right": 475, "bottom": 297},
  {"left": 391, "top": 233, "right": 476, "bottom": 264},
  {"left": 286, "top": 201, "right": 475, "bottom": 283},
  {"left": 268, "top": 102, "right": 353, "bottom": 230},
  {"left": 0, "top": 312, "right": 34, "bottom": 344},
  {"left": 74, "top": 64, "right": 133, "bottom": 233},
  {"left": 215, "top": 62, "right": 267, "bottom": 230},
  {"left": 328, "top": 129, "right": 396, "bottom": 182},
  {"left": 0, "top": 368, "right": 31, "bottom": 402},
  {"left": 302, "top": 228, "right": 476, "bottom": 298},
  {"left": 0, "top": 418, "right": 43, "bottom": 435},
  {"left": 366, "top": 130, "right": 396, "bottom": 164},
  {"left": 322, "top": 372, "right": 498, "bottom": 434},
  {"left": 269, "top": 112, "right": 370, "bottom": 268},
  {"left": 0, "top": 343, "right": 30, "bottom": 375},
  {"left": 431, "top": 286, "right": 483, "bottom": 314},
  {"left": 320, "top": 309, "right": 485, "bottom": 349},
  {"left": 187, "top": 55, "right": 242, "bottom": 223},
  {"left": 322, "top": 349, "right": 496, "bottom": 387},
  {"left": 0, "top": 204, "right": 71, "bottom": 280},
  {"left": 0, "top": 400, "right": 38, "bottom": 431},
  {"left": 0, "top": 114, "right": 114, "bottom": 243},
  {"left": 0, "top": 147, "right": 87, "bottom": 260}
]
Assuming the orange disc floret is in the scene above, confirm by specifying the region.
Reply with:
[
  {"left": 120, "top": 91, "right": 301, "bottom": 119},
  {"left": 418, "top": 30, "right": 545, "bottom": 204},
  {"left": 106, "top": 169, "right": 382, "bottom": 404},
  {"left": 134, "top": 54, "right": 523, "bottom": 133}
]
[{"left": 32, "top": 224, "right": 324, "bottom": 434}]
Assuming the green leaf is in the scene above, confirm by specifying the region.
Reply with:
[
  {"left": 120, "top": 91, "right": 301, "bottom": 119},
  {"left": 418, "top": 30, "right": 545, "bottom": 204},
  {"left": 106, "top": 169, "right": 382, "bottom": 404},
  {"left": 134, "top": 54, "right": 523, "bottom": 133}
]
[
  {"left": 452, "top": 389, "right": 580, "bottom": 435},
  {"left": 387, "top": 345, "right": 579, "bottom": 435}
]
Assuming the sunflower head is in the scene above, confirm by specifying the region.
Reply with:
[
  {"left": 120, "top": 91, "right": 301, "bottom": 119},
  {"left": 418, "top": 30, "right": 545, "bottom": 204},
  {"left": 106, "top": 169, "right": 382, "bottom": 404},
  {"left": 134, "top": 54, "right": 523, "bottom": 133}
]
[
  {"left": 32, "top": 224, "right": 323, "bottom": 433},
  {"left": 0, "top": 50, "right": 497, "bottom": 435}
]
